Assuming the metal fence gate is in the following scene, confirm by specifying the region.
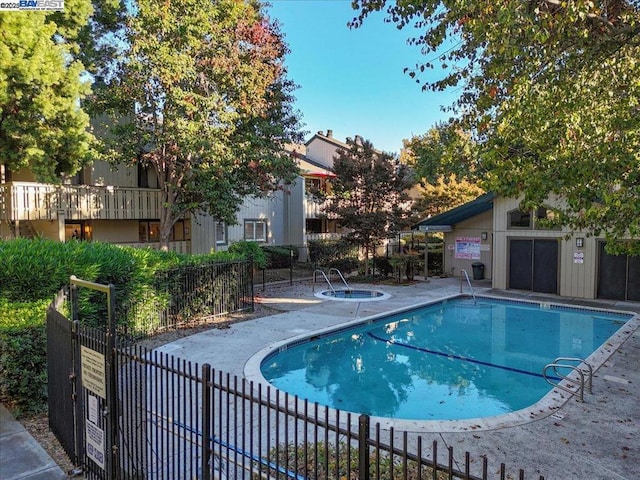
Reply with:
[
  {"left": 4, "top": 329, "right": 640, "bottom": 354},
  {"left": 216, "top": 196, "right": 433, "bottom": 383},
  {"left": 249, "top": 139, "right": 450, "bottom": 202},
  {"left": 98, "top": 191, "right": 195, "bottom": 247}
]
[{"left": 46, "top": 288, "right": 81, "bottom": 465}]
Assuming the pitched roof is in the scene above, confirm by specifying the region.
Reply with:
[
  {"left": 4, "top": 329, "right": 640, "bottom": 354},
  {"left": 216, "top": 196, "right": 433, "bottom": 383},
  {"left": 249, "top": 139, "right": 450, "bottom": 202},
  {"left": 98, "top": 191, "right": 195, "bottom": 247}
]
[{"left": 413, "top": 192, "right": 496, "bottom": 232}]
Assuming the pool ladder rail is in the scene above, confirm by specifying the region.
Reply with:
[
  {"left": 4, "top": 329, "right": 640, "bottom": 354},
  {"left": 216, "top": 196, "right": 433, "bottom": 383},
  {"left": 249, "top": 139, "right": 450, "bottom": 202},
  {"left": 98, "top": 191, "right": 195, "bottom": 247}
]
[
  {"left": 543, "top": 357, "right": 594, "bottom": 402},
  {"left": 313, "top": 268, "right": 351, "bottom": 293},
  {"left": 459, "top": 269, "right": 477, "bottom": 304}
]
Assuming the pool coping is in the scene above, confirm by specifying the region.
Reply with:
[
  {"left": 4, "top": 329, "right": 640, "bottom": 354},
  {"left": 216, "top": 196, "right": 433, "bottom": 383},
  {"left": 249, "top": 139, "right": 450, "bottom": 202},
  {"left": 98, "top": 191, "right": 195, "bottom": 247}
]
[
  {"left": 244, "top": 293, "right": 640, "bottom": 433},
  {"left": 314, "top": 288, "right": 392, "bottom": 301}
]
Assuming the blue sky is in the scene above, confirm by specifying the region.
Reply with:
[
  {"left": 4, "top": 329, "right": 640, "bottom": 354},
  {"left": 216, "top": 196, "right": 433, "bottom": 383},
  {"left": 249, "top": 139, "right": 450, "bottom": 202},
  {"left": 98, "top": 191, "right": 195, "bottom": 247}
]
[{"left": 267, "top": 0, "right": 460, "bottom": 154}]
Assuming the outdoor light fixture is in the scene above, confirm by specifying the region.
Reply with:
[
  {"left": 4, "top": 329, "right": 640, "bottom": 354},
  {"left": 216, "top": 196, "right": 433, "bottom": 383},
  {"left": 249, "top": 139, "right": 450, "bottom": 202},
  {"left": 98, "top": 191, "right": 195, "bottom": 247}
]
[
  {"left": 481, "top": 232, "right": 488, "bottom": 241},
  {"left": 575, "top": 237, "right": 584, "bottom": 248}
]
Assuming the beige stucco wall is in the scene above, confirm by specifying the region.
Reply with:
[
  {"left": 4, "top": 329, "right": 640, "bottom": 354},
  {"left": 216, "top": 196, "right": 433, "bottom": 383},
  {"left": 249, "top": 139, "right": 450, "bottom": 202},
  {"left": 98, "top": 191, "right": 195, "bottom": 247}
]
[
  {"left": 492, "top": 197, "right": 599, "bottom": 299},
  {"left": 442, "top": 209, "right": 493, "bottom": 280},
  {"left": 91, "top": 220, "right": 140, "bottom": 243}
]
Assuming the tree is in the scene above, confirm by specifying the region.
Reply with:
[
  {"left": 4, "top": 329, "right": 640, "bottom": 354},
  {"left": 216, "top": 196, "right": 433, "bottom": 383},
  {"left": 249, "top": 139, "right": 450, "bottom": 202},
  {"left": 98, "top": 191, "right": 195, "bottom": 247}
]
[
  {"left": 96, "top": 0, "right": 303, "bottom": 250},
  {"left": 1, "top": 6, "right": 96, "bottom": 182},
  {"left": 401, "top": 121, "right": 484, "bottom": 218},
  {"left": 323, "top": 138, "right": 416, "bottom": 275},
  {"left": 401, "top": 121, "right": 480, "bottom": 186},
  {"left": 352, "top": 1, "right": 640, "bottom": 255},
  {"left": 411, "top": 176, "right": 484, "bottom": 219}
]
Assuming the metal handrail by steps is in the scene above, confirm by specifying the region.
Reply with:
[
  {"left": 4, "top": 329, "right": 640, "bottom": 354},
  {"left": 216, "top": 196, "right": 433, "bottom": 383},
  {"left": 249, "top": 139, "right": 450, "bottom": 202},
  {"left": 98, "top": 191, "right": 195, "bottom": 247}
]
[
  {"left": 543, "top": 357, "right": 593, "bottom": 402},
  {"left": 459, "top": 269, "right": 477, "bottom": 304}
]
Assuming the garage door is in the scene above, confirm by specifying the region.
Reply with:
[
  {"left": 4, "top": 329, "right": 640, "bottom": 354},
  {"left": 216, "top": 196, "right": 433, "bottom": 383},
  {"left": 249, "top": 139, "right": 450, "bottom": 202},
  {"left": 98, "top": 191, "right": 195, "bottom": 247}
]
[
  {"left": 509, "top": 239, "right": 559, "bottom": 294},
  {"left": 597, "top": 242, "right": 640, "bottom": 301}
]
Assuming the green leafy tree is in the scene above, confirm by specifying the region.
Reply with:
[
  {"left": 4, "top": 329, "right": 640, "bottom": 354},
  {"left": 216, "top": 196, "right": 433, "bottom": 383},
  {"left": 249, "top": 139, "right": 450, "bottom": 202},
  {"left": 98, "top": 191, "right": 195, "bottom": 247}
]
[
  {"left": 323, "top": 138, "right": 416, "bottom": 275},
  {"left": 96, "top": 0, "right": 302, "bottom": 250},
  {"left": 401, "top": 121, "right": 480, "bottom": 185},
  {"left": 352, "top": 0, "right": 640, "bottom": 255},
  {"left": 412, "top": 176, "right": 484, "bottom": 219},
  {"left": 0, "top": 6, "right": 96, "bottom": 182},
  {"left": 401, "top": 122, "right": 484, "bottom": 218}
]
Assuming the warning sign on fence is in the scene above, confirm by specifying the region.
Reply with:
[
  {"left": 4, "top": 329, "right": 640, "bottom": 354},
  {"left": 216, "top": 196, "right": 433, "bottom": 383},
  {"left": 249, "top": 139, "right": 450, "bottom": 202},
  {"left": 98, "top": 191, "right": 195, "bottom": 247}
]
[
  {"left": 80, "top": 346, "right": 106, "bottom": 399},
  {"left": 86, "top": 422, "right": 105, "bottom": 470}
]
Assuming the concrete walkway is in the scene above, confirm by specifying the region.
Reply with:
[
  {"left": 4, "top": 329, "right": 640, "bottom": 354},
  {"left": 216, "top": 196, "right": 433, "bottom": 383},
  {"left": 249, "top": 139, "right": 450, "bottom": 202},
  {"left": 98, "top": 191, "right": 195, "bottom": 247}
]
[
  {"left": 154, "top": 277, "right": 640, "bottom": 480},
  {"left": 0, "top": 404, "right": 67, "bottom": 480}
]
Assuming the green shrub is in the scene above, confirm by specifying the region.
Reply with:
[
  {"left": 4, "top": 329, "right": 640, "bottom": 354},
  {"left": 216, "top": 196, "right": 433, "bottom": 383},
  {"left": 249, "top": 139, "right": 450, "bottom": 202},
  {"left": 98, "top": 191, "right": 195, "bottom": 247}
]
[
  {"left": 227, "top": 240, "right": 267, "bottom": 269},
  {"left": 0, "top": 298, "right": 49, "bottom": 414},
  {"left": 373, "top": 256, "right": 393, "bottom": 277},
  {"left": 389, "top": 253, "right": 422, "bottom": 281},
  {"left": 308, "top": 239, "right": 358, "bottom": 273},
  {"left": 0, "top": 239, "right": 251, "bottom": 410},
  {"left": 261, "top": 245, "right": 299, "bottom": 268}
]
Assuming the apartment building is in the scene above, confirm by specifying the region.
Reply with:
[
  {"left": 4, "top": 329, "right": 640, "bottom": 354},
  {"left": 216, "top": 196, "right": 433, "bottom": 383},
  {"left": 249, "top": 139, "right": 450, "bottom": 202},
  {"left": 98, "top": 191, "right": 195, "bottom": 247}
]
[{"left": 0, "top": 129, "right": 361, "bottom": 254}]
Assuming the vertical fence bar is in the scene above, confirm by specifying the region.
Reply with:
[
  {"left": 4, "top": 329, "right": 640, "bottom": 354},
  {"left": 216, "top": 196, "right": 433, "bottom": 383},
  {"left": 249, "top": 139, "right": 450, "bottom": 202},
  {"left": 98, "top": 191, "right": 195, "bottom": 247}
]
[
  {"left": 375, "top": 424, "right": 381, "bottom": 480},
  {"left": 201, "top": 364, "right": 211, "bottom": 480},
  {"left": 389, "top": 427, "right": 395, "bottom": 480},
  {"left": 432, "top": 440, "right": 438, "bottom": 480},
  {"left": 358, "top": 415, "right": 370, "bottom": 480}
]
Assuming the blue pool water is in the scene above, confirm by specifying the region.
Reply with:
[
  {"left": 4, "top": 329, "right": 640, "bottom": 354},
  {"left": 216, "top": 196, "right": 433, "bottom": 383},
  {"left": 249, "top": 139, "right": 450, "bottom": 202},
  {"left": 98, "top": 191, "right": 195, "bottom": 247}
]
[{"left": 261, "top": 297, "right": 632, "bottom": 421}]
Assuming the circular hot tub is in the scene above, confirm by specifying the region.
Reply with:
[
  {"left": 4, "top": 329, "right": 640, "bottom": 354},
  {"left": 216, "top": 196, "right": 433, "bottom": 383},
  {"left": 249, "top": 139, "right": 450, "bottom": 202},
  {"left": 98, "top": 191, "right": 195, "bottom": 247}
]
[{"left": 314, "top": 289, "right": 390, "bottom": 302}]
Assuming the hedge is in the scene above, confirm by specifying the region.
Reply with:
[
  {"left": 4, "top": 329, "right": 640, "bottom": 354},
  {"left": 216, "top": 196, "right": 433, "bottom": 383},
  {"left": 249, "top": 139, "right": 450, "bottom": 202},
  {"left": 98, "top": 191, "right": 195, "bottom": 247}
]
[{"left": 0, "top": 239, "right": 247, "bottom": 413}]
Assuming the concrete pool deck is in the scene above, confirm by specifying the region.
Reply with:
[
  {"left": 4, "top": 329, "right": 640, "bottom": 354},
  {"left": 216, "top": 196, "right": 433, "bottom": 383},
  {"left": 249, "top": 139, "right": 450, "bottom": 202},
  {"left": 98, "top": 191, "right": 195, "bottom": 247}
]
[{"left": 155, "top": 277, "right": 640, "bottom": 480}]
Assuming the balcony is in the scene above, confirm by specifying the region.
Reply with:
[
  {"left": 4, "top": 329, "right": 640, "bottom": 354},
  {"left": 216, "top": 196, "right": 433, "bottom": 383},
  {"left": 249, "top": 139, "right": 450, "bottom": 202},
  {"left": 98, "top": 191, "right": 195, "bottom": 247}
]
[{"left": 0, "top": 182, "right": 163, "bottom": 221}]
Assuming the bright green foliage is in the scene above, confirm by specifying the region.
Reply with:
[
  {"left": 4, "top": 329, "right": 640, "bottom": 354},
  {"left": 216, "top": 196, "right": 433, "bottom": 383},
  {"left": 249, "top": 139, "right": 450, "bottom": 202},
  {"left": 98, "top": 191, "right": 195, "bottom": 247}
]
[
  {"left": 412, "top": 176, "right": 485, "bottom": 219},
  {"left": 228, "top": 240, "right": 268, "bottom": 269},
  {"left": 0, "top": 238, "right": 249, "bottom": 412},
  {"left": 0, "top": 298, "right": 49, "bottom": 414},
  {"left": 352, "top": 1, "right": 640, "bottom": 255},
  {"left": 0, "top": 6, "right": 96, "bottom": 182},
  {"left": 401, "top": 122, "right": 484, "bottom": 218},
  {"left": 97, "top": 0, "right": 302, "bottom": 249},
  {"left": 323, "top": 139, "right": 416, "bottom": 275},
  {"left": 401, "top": 121, "right": 481, "bottom": 185}
]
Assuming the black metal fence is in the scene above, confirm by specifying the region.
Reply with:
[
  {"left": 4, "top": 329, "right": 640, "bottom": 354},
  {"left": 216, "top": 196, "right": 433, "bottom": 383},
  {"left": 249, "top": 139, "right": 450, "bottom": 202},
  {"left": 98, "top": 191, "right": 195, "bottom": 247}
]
[
  {"left": 48, "top": 310, "right": 545, "bottom": 479},
  {"left": 118, "top": 260, "right": 254, "bottom": 338},
  {"left": 97, "top": 343, "right": 546, "bottom": 480}
]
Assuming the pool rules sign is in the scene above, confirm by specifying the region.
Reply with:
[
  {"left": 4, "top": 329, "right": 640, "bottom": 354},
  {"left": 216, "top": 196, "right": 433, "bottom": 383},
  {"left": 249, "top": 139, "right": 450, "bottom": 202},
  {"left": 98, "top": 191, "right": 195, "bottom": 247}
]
[{"left": 80, "top": 346, "right": 106, "bottom": 470}]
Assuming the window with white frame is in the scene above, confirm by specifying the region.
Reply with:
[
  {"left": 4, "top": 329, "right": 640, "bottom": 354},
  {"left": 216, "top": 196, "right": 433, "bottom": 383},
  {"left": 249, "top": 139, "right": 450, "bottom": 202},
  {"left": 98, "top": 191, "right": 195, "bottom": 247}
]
[
  {"left": 244, "top": 220, "right": 267, "bottom": 242},
  {"left": 215, "top": 221, "right": 227, "bottom": 245}
]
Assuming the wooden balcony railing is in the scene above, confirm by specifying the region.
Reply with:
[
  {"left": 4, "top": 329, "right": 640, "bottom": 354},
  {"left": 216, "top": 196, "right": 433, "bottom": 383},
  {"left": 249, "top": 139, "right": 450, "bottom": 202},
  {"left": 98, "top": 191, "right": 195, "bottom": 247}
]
[{"left": 0, "top": 182, "right": 164, "bottom": 221}]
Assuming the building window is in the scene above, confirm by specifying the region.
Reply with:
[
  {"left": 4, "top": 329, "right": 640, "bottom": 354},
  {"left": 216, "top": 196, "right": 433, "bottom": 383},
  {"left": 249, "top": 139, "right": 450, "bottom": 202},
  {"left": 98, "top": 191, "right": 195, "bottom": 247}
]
[
  {"left": 534, "top": 207, "right": 562, "bottom": 230},
  {"left": 508, "top": 209, "right": 531, "bottom": 229},
  {"left": 139, "top": 221, "right": 161, "bottom": 242},
  {"left": 244, "top": 220, "right": 267, "bottom": 242},
  {"left": 305, "top": 178, "right": 322, "bottom": 194},
  {"left": 215, "top": 221, "right": 227, "bottom": 245},
  {"left": 508, "top": 207, "right": 562, "bottom": 230}
]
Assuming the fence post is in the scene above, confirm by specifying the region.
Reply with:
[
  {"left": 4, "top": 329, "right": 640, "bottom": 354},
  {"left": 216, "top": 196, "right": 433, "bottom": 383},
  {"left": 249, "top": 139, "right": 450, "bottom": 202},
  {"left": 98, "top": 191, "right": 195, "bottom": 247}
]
[
  {"left": 106, "top": 283, "right": 119, "bottom": 479},
  {"left": 289, "top": 248, "right": 294, "bottom": 286},
  {"left": 358, "top": 415, "right": 370, "bottom": 480},
  {"left": 201, "top": 364, "right": 212, "bottom": 480}
]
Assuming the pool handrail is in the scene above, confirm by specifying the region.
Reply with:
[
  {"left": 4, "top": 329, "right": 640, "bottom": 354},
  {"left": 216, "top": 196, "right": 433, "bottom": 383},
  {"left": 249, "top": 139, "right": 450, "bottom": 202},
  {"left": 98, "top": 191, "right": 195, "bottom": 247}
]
[
  {"left": 543, "top": 357, "right": 593, "bottom": 402},
  {"left": 328, "top": 268, "right": 351, "bottom": 290},
  {"left": 459, "top": 269, "right": 477, "bottom": 304},
  {"left": 313, "top": 269, "right": 336, "bottom": 293}
]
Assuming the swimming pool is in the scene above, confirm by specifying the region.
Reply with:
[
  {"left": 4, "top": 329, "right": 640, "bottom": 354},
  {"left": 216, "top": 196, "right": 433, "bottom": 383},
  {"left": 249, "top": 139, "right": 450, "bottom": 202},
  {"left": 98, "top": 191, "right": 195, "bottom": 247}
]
[{"left": 258, "top": 296, "right": 634, "bottom": 423}]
